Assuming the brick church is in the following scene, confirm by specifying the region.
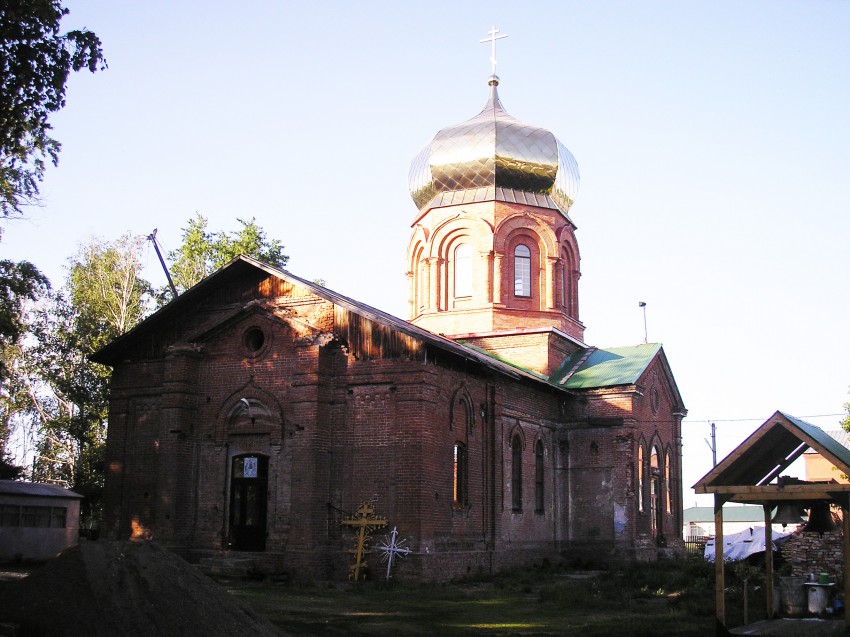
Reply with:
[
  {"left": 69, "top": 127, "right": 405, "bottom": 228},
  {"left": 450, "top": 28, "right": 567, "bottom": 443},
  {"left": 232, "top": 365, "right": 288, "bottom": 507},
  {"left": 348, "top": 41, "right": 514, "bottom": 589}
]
[{"left": 93, "top": 71, "right": 686, "bottom": 580}]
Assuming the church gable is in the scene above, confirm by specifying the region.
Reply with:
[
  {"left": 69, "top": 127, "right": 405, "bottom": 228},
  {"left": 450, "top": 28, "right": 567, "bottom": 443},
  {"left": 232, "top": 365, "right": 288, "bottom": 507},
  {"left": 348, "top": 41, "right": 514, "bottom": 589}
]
[
  {"left": 554, "top": 344, "right": 684, "bottom": 420},
  {"left": 91, "top": 258, "right": 329, "bottom": 365}
]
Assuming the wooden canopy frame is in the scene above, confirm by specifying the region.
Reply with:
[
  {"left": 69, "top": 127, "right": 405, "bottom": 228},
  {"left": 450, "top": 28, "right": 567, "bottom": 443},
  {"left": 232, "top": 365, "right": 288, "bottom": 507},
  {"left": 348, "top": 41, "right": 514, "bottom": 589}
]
[{"left": 693, "top": 411, "right": 850, "bottom": 633}]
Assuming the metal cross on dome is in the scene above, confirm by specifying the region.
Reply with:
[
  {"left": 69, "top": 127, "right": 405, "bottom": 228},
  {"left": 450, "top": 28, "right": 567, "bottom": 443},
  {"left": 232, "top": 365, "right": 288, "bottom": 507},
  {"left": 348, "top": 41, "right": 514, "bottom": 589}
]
[
  {"left": 480, "top": 26, "right": 508, "bottom": 75},
  {"left": 376, "top": 526, "right": 411, "bottom": 581}
]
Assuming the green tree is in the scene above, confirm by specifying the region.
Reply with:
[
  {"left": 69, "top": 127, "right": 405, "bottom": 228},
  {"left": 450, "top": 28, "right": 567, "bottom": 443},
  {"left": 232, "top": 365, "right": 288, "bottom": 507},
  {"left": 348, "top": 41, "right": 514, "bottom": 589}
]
[
  {"left": 841, "top": 391, "right": 849, "bottom": 433},
  {"left": 0, "top": 0, "right": 106, "bottom": 217},
  {"left": 68, "top": 233, "right": 152, "bottom": 343},
  {"left": 167, "top": 214, "right": 289, "bottom": 294},
  {"left": 0, "top": 260, "right": 48, "bottom": 376},
  {"left": 0, "top": 259, "right": 48, "bottom": 478},
  {"left": 1, "top": 340, "right": 36, "bottom": 479},
  {"left": 24, "top": 234, "right": 151, "bottom": 524},
  {"left": 168, "top": 214, "right": 214, "bottom": 293},
  {"left": 211, "top": 217, "right": 288, "bottom": 269}
]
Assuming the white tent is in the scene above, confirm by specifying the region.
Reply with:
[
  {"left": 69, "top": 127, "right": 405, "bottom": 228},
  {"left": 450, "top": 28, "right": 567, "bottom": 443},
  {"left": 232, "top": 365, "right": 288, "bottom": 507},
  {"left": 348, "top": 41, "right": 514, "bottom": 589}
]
[{"left": 704, "top": 526, "right": 793, "bottom": 562}]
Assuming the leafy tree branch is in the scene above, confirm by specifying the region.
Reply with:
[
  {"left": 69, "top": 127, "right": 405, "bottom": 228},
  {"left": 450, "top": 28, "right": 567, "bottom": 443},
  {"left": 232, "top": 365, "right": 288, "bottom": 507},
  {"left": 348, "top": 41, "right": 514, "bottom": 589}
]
[{"left": 0, "top": 0, "right": 106, "bottom": 217}]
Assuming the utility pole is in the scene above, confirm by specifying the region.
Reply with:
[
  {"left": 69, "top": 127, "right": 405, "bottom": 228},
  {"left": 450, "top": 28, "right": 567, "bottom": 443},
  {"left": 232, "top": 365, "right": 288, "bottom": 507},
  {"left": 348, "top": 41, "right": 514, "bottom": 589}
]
[
  {"left": 704, "top": 422, "right": 717, "bottom": 467},
  {"left": 147, "top": 229, "right": 178, "bottom": 300}
]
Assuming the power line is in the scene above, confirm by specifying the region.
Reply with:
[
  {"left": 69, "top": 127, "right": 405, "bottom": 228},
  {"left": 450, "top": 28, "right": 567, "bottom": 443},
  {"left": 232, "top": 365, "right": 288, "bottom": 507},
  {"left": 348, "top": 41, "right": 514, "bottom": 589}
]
[{"left": 685, "top": 413, "right": 844, "bottom": 424}]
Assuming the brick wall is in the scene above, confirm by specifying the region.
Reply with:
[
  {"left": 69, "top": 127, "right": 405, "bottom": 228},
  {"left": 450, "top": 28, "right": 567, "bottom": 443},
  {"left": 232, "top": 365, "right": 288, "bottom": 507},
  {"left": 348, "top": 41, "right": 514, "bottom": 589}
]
[
  {"left": 407, "top": 200, "right": 584, "bottom": 342},
  {"left": 102, "top": 268, "right": 683, "bottom": 580},
  {"left": 781, "top": 528, "right": 844, "bottom": 585},
  {"left": 461, "top": 328, "right": 583, "bottom": 376}
]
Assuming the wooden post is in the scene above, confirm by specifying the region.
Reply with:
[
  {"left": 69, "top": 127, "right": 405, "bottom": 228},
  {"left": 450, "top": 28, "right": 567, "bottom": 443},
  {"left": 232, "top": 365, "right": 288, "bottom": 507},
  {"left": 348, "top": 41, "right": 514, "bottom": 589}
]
[
  {"left": 763, "top": 503, "right": 774, "bottom": 619},
  {"left": 715, "top": 496, "right": 725, "bottom": 633},
  {"left": 843, "top": 496, "right": 850, "bottom": 629}
]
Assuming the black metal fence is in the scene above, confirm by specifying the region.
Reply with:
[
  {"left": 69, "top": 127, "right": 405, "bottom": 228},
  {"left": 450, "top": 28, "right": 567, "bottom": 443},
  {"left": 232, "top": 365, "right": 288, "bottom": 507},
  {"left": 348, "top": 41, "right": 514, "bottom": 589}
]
[{"left": 684, "top": 535, "right": 709, "bottom": 558}]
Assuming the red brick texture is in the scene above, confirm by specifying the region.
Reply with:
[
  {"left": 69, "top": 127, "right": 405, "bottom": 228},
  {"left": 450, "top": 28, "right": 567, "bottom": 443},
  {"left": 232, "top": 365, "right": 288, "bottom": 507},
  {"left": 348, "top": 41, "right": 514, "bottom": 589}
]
[
  {"left": 407, "top": 201, "right": 584, "bottom": 342},
  {"left": 100, "top": 269, "right": 685, "bottom": 581}
]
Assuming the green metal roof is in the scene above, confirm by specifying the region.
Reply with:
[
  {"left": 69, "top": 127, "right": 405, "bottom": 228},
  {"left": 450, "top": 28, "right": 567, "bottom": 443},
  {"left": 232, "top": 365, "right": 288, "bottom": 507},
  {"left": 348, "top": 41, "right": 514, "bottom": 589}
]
[
  {"left": 694, "top": 411, "right": 850, "bottom": 496},
  {"left": 683, "top": 505, "right": 766, "bottom": 524},
  {"left": 552, "top": 343, "right": 662, "bottom": 389},
  {"left": 780, "top": 412, "right": 850, "bottom": 470}
]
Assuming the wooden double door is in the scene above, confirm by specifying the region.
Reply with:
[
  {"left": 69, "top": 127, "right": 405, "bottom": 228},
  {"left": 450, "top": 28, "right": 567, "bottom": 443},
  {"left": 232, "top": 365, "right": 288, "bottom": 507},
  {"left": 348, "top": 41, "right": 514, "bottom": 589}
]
[{"left": 229, "top": 455, "right": 268, "bottom": 551}]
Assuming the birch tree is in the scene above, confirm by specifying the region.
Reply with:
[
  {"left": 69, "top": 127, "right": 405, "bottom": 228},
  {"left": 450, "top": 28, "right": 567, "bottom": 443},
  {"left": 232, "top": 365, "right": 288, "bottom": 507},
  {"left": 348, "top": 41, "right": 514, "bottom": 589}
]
[{"left": 24, "top": 234, "right": 151, "bottom": 524}]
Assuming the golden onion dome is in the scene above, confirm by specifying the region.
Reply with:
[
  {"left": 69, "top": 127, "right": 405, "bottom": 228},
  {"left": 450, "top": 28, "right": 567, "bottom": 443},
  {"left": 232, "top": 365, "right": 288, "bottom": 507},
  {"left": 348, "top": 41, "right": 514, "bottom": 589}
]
[{"left": 409, "top": 75, "right": 579, "bottom": 217}]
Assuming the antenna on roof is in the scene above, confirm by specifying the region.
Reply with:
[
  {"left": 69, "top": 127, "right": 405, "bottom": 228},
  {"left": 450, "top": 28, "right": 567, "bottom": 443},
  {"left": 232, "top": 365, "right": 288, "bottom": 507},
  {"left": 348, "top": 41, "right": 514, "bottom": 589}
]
[{"left": 147, "top": 228, "right": 178, "bottom": 300}]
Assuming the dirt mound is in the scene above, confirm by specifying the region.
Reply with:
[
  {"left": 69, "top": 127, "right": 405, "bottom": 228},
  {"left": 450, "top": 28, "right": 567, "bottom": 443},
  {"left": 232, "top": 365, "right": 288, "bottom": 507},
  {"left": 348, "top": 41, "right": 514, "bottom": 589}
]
[{"left": 0, "top": 541, "right": 284, "bottom": 636}]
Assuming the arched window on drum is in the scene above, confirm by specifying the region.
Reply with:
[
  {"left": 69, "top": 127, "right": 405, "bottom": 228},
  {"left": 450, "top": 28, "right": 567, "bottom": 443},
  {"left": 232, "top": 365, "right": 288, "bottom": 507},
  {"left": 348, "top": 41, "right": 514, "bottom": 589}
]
[
  {"left": 514, "top": 244, "right": 531, "bottom": 297},
  {"left": 454, "top": 243, "right": 472, "bottom": 298}
]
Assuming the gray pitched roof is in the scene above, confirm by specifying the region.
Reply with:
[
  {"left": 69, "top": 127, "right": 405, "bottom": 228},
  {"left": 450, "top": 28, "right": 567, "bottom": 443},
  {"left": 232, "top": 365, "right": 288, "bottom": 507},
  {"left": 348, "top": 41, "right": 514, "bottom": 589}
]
[{"left": 0, "top": 480, "right": 82, "bottom": 499}]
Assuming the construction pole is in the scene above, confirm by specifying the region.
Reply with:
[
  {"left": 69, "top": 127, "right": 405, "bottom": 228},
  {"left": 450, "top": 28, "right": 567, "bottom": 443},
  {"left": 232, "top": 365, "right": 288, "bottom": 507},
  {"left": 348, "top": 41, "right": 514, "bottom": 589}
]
[{"left": 148, "top": 229, "right": 178, "bottom": 300}]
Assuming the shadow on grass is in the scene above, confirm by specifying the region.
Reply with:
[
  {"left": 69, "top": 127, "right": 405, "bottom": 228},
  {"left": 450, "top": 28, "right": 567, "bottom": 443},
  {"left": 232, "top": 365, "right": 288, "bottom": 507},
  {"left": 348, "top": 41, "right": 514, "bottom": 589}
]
[{"left": 229, "top": 559, "right": 718, "bottom": 636}]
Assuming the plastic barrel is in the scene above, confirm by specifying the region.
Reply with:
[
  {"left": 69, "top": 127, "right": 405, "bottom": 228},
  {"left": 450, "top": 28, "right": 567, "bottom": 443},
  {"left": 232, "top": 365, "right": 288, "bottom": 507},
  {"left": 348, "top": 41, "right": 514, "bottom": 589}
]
[{"left": 780, "top": 576, "right": 806, "bottom": 617}]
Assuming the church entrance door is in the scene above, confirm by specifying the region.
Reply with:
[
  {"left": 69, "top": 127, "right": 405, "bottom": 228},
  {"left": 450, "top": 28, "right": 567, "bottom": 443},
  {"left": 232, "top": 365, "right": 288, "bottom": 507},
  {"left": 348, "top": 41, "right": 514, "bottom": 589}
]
[{"left": 229, "top": 454, "right": 268, "bottom": 551}]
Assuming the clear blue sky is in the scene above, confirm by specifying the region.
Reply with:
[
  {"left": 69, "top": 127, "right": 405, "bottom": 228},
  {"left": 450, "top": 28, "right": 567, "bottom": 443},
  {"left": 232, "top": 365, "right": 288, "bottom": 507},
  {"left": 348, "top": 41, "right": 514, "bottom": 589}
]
[{"left": 3, "top": 1, "right": 848, "bottom": 506}]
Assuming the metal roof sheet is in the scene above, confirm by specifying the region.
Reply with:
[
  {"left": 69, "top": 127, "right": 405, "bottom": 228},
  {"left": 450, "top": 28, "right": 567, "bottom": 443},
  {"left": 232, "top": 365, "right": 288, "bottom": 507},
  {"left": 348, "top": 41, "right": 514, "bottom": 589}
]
[
  {"left": 683, "top": 505, "right": 766, "bottom": 524},
  {"left": 0, "top": 480, "right": 82, "bottom": 499},
  {"left": 781, "top": 412, "right": 850, "bottom": 469},
  {"left": 804, "top": 429, "right": 850, "bottom": 454},
  {"left": 554, "top": 343, "right": 662, "bottom": 389}
]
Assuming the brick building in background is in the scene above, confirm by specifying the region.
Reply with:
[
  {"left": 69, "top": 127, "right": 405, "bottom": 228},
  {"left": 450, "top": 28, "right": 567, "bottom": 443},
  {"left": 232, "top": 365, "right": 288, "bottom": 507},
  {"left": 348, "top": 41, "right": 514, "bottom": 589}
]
[{"left": 92, "top": 73, "right": 686, "bottom": 580}]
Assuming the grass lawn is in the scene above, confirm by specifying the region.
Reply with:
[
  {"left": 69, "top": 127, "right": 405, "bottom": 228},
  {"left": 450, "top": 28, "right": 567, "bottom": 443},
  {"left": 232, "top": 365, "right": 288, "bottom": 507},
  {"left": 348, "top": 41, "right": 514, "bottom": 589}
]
[{"left": 229, "top": 560, "right": 719, "bottom": 636}]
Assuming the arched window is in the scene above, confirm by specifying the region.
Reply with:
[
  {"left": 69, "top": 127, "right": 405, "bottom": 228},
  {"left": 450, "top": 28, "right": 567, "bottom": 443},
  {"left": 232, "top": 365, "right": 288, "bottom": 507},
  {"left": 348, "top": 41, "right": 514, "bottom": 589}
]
[
  {"left": 560, "top": 259, "right": 567, "bottom": 309},
  {"left": 535, "top": 440, "right": 544, "bottom": 513},
  {"left": 650, "top": 446, "right": 662, "bottom": 537},
  {"left": 514, "top": 244, "right": 531, "bottom": 297},
  {"left": 413, "top": 246, "right": 424, "bottom": 312},
  {"left": 561, "top": 247, "right": 573, "bottom": 313},
  {"left": 418, "top": 256, "right": 427, "bottom": 311},
  {"left": 638, "top": 444, "right": 644, "bottom": 513},
  {"left": 453, "top": 442, "right": 468, "bottom": 508},
  {"left": 454, "top": 243, "right": 472, "bottom": 298},
  {"left": 665, "top": 451, "right": 672, "bottom": 514},
  {"left": 511, "top": 435, "right": 523, "bottom": 511}
]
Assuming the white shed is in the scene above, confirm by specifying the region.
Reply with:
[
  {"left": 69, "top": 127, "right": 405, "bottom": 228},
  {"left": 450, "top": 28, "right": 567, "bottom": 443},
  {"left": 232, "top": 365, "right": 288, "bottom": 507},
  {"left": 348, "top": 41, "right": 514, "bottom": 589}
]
[{"left": 0, "top": 480, "right": 83, "bottom": 561}]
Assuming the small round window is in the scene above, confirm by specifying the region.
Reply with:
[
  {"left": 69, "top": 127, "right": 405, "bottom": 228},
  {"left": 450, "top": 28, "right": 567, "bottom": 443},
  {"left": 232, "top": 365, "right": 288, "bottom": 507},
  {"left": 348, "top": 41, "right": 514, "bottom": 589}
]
[{"left": 244, "top": 327, "right": 266, "bottom": 353}]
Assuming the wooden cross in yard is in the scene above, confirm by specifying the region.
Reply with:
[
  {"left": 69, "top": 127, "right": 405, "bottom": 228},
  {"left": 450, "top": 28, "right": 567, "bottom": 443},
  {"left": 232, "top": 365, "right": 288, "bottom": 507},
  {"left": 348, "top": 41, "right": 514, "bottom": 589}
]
[{"left": 342, "top": 500, "right": 387, "bottom": 581}]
